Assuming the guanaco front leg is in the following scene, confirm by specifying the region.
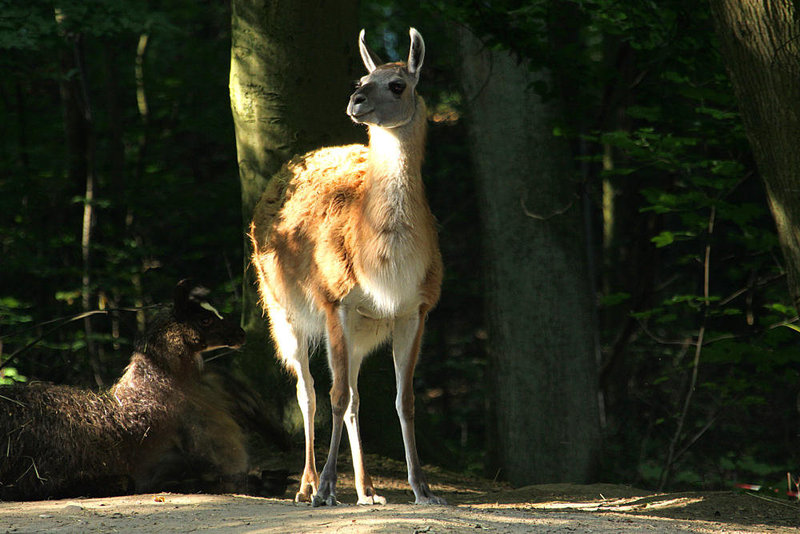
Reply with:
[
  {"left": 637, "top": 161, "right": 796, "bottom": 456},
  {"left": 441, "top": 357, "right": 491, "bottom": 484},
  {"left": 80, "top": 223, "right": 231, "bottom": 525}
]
[
  {"left": 393, "top": 309, "right": 446, "bottom": 505},
  {"left": 343, "top": 375, "right": 386, "bottom": 504},
  {"left": 313, "top": 305, "right": 386, "bottom": 506},
  {"left": 312, "top": 303, "right": 350, "bottom": 507},
  {"left": 340, "top": 309, "right": 386, "bottom": 505}
]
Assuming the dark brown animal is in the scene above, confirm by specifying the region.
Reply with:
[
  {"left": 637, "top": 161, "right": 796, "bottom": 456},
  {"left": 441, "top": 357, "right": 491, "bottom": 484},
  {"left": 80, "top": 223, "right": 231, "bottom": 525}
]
[{"left": 0, "top": 280, "right": 249, "bottom": 500}]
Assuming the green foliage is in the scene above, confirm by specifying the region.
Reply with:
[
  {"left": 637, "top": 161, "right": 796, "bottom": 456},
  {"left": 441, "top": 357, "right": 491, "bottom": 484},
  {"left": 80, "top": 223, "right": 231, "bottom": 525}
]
[
  {"left": 0, "top": 1, "right": 55, "bottom": 50},
  {"left": 0, "top": 297, "right": 32, "bottom": 327},
  {"left": 0, "top": 367, "right": 27, "bottom": 385},
  {"left": 0, "top": 0, "right": 174, "bottom": 50},
  {"left": 429, "top": 0, "right": 799, "bottom": 489},
  {"left": 2, "top": 0, "right": 798, "bottom": 492},
  {"left": 0, "top": 0, "right": 240, "bottom": 386},
  {"left": 575, "top": 0, "right": 796, "bottom": 490}
]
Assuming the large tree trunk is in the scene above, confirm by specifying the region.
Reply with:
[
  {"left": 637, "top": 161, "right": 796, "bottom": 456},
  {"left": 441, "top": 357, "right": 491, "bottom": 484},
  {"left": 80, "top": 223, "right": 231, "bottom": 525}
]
[
  {"left": 709, "top": 0, "right": 800, "bottom": 306},
  {"left": 229, "top": 0, "right": 359, "bottom": 403},
  {"left": 458, "top": 29, "right": 601, "bottom": 485}
]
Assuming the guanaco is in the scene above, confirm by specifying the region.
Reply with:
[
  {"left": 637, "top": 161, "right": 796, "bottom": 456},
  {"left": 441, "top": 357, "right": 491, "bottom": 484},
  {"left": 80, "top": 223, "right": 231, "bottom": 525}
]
[{"left": 249, "top": 28, "right": 445, "bottom": 506}]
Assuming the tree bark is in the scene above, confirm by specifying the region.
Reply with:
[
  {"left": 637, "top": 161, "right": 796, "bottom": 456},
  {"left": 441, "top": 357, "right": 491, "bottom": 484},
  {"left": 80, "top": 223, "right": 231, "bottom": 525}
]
[
  {"left": 709, "top": 0, "right": 800, "bottom": 306},
  {"left": 458, "top": 28, "right": 601, "bottom": 485},
  {"left": 229, "top": 0, "right": 359, "bottom": 397}
]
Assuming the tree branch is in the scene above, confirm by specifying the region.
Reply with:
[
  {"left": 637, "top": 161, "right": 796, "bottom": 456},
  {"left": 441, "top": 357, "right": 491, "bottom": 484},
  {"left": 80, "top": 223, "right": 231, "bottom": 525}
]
[{"left": 659, "top": 206, "right": 715, "bottom": 490}]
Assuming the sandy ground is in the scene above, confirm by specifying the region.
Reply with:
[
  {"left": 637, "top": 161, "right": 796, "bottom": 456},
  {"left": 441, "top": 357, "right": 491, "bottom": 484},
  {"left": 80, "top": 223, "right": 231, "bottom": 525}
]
[{"left": 3, "top": 464, "right": 800, "bottom": 534}]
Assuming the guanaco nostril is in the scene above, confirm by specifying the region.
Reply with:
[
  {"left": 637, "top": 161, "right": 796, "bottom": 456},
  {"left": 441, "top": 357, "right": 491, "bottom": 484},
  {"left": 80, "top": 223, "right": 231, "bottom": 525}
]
[{"left": 353, "top": 93, "right": 367, "bottom": 105}]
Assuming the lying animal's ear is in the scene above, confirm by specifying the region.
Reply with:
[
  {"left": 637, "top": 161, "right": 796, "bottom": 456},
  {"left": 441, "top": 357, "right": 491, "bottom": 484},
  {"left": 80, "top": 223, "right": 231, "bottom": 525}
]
[
  {"left": 174, "top": 279, "right": 193, "bottom": 318},
  {"left": 174, "top": 278, "right": 202, "bottom": 316},
  {"left": 174, "top": 279, "right": 219, "bottom": 320}
]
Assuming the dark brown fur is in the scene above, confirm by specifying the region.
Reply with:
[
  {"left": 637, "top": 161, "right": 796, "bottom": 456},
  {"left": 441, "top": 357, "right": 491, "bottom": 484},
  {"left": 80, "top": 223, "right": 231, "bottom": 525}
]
[{"left": 0, "top": 281, "right": 251, "bottom": 501}]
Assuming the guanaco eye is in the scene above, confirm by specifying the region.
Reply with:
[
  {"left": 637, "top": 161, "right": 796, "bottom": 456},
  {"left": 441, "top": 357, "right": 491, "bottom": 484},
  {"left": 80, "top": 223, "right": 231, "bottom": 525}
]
[{"left": 388, "top": 81, "right": 406, "bottom": 95}]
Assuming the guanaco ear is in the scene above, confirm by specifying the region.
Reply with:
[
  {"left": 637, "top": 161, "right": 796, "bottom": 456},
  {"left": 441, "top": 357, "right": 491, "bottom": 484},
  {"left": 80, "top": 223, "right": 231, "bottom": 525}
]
[
  {"left": 407, "top": 28, "right": 425, "bottom": 82},
  {"left": 359, "top": 29, "right": 382, "bottom": 73}
]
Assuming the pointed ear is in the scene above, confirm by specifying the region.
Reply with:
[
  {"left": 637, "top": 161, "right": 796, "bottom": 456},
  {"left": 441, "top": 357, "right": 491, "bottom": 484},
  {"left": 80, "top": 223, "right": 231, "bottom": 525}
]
[
  {"left": 359, "top": 29, "right": 382, "bottom": 73},
  {"left": 174, "top": 279, "right": 210, "bottom": 315},
  {"left": 407, "top": 27, "right": 425, "bottom": 81},
  {"left": 174, "top": 278, "right": 194, "bottom": 318}
]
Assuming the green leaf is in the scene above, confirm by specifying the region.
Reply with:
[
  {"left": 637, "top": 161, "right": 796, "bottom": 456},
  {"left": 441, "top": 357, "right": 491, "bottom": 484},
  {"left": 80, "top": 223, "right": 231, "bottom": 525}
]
[
  {"left": 651, "top": 231, "right": 675, "bottom": 247},
  {"left": 766, "top": 303, "right": 797, "bottom": 316},
  {"left": 600, "top": 292, "right": 631, "bottom": 307},
  {"left": 709, "top": 159, "right": 744, "bottom": 177},
  {"left": 55, "top": 290, "right": 82, "bottom": 305},
  {"left": 627, "top": 105, "right": 661, "bottom": 121},
  {"left": 695, "top": 106, "right": 738, "bottom": 121},
  {"left": 0, "top": 367, "right": 27, "bottom": 385}
]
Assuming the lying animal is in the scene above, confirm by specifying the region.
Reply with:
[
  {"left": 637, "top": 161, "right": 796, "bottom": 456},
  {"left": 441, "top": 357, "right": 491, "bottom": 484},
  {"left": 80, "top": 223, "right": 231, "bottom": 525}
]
[{"left": 0, "top": 280, "right": 251, "bottom": 500}]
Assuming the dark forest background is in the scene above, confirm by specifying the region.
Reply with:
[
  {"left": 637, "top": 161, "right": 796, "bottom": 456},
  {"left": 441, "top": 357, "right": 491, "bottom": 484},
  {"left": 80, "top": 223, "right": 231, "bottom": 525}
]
[{"left": 2, "top": 0, "right": 799, "bottom": 493}]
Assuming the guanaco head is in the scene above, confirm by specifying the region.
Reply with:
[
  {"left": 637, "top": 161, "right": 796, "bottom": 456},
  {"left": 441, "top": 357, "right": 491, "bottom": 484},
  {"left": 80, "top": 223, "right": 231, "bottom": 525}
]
[
  {"left": 142, "top": 280, "right": 246, "bottom": 376},
  {"left": 347, "top": 28, "right": 425, "bottom": 128}
]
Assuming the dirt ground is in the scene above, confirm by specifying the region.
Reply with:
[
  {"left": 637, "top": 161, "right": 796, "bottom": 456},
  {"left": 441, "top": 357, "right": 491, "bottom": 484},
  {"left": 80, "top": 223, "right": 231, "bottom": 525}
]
[{"left": 3, "top": 457, "right": 799, "bottom": 533}]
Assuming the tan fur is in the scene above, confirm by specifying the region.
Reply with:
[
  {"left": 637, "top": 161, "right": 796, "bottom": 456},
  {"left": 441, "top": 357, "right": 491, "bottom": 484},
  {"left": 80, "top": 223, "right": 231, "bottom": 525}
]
[
  {"left": 249, "top": 28, "right": 445, "bottom": 506},
  {"left": 249, "top": 99, "right": 441, "bottom": 334}
]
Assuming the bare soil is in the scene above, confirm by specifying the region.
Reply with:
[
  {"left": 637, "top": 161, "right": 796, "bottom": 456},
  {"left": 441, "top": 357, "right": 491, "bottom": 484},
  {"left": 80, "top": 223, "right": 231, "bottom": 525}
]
[{"left": 3, "top": 457, "right": 799, "bottom": 533}]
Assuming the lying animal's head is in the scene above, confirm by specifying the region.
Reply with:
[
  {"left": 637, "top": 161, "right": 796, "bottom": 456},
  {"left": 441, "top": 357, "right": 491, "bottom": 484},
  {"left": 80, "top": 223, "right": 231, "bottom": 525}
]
[
  {"left": 173, "top": 279, "right": 246, "bottom": 365},
  {"left": 139, "top": 280, "right": 246, "bottom": 376}
]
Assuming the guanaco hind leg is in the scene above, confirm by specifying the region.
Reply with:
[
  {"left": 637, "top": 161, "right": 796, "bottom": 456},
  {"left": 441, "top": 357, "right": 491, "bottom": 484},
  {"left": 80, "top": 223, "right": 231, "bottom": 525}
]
[
  {"left": 291, "top": 350, "right": 318, "bottom": 503},
  {"left": 268, "top": 301, "right": 318, "bottom": 503},
  {"left": 311, "top": 303, "right": 349, "bottom": 506}
]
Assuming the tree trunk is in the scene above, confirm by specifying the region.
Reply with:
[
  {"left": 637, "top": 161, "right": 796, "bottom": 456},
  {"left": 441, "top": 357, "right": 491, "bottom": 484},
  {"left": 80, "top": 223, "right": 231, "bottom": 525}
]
[
  {"left": 458, "top": 28, "right": 601, "bottom": 485},
  {"left": 229, "top": 0, "right": 359, "bottom": 400},
  {"left": 55, "top": 12, "right": 102, "bottom": 386},
  {"left": 709, "top": 0, "right": 800, "bottom": 306}
]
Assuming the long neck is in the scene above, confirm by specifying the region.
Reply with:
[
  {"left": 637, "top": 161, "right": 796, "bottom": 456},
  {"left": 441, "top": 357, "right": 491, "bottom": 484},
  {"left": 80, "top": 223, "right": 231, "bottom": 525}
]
[
  {"left": 106, "top": 352, "right": 181, "bottom": 448},
  {"left": 112, "top": 352, "right": 177, "bottom": 403},
  {"left": 363, "top": 97, "right": 428, "bottom": 231},
  {"left": 366, "top": 96, "right": 427, "bottom": 181}
]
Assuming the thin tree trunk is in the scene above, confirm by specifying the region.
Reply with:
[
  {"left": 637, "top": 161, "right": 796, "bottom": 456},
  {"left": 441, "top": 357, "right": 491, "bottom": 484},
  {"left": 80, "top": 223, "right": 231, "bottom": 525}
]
[
  {"left": 101, "top": 39, "right": 127, "bottom": 351},
  {"left": 131, "top": 32, "right": 150, "bottom": 336},
  {"left": 458, "top": 28, "right": 601, "bottom": 485},
  {"left": 55, "top": 10, "right": 102, "bottom": 386},
  {"left": 229, "top": 0, "right": 359, "bottom": 399},
  {"left": 80, "top": 138, "right": 97, "bottom": 382},
  {"left": 709, "top": 0, "right": 800, "bottom": 306}
]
